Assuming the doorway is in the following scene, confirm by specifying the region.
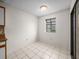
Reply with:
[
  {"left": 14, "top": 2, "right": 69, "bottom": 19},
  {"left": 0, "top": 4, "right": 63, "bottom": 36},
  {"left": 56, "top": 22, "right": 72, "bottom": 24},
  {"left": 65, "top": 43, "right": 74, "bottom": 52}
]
[{"left": 71, "top": 0, "right": 79, "bottom": 59}]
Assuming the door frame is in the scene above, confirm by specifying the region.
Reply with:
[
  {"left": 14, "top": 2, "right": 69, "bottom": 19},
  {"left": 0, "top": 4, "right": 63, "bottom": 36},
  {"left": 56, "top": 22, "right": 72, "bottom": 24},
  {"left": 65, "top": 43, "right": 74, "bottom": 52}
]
[{"left": 71, "top": 0, "right": 79, "bottom": 59}]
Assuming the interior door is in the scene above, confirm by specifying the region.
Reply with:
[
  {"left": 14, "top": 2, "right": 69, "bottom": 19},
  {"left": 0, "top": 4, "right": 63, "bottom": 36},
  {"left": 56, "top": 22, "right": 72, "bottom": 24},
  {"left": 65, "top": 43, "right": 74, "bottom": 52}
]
[{"left": 71, "top": 7, "right": 76, "bottom": 59}]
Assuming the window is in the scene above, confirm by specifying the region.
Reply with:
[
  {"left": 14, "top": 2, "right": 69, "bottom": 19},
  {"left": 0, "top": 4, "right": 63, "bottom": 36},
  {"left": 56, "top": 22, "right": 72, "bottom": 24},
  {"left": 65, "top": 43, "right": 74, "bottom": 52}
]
[{"left": 46, "top": 18, "right": 56, "bottom": 32}]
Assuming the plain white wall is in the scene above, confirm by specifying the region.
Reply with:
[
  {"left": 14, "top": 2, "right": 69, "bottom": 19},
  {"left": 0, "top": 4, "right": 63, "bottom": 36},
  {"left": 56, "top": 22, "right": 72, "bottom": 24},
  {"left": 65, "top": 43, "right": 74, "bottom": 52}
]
[
  {"left": 38, "top": 9, "right": 70, "bottom": 54},
  {"left": 6, "top": 5, "right": 38, "bottom": 54},
  {"left": 0, "top": 3, "right": 38, "bottom": 58}
]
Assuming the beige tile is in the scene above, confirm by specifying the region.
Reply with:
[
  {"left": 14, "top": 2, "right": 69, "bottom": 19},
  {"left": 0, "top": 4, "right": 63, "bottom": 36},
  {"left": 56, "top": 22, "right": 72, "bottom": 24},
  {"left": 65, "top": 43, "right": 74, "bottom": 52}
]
[
  {"left": 33, "top": 49, "right": 39, "bottom": 54},
  {"left": 58, "top": 54, "right": 67, "bottom": 59},
  {"left": 37, "top": 52, "right": 44, "bottom": 57},
  {"left": 16, "top": 52, "right": 25, "bottom": 59},
  {"left": 8, "top": 42, "right": 71, "bottom": 59},
  {"left": 42, "top": 54, "right": 50, "bottom": 59},
  {"left": 50, "top": 54, "right": 58, "bottom": 59},
  {"left": 25, "top": 50, "right": 35, "bottom": 58},
  {"left": 22, "top": 56, "right": 29, "bottom": 59},
  {"left": 31, "top": 55, "right": 40, "bottom": 59}
]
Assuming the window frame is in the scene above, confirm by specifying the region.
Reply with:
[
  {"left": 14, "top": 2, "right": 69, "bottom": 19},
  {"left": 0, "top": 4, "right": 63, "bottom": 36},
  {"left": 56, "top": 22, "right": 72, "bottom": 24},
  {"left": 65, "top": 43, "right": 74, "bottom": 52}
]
[{"left": 46, "top": 18, "right": 56, "bottom": 32}]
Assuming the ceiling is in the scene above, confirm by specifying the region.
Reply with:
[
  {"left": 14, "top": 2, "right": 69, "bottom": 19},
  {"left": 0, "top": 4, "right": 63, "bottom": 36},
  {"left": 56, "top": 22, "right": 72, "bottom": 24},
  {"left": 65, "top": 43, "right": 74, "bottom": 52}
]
[{"left": 5, "top": 0, "right": 72, "bottom": 17}]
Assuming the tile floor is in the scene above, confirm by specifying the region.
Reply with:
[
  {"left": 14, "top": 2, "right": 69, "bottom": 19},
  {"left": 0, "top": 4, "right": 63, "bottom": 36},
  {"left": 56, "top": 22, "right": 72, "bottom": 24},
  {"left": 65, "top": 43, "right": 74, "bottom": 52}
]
[{"left": 8, "top": 42, "right": 71, "bottom": 59}]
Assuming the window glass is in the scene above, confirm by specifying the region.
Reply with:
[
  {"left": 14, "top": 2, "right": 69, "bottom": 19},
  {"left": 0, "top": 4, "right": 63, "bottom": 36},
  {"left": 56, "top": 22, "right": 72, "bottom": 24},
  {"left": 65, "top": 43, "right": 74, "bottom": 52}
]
[{"left": 46, "top": 18, "right": 56, "bottom": 32}]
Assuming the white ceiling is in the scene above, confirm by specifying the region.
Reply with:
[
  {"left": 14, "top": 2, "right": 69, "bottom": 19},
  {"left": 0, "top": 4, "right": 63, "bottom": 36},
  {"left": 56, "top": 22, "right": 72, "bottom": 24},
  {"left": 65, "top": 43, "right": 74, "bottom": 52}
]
[{"left": 5, "top": 0, "right": 72, "bottom": 16}]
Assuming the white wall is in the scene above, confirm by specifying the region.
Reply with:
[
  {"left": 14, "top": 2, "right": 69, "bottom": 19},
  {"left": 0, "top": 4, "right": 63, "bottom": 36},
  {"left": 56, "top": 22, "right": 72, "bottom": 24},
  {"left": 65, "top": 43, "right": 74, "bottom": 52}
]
[
  {"left": 0, "top": 2, "right": 38, "bottom": 56},
  {"left": 6, "top": 5, "right": 38, "bottom": 54},
  {"left": 38, "top": 9, "right": 70, "bottom": 54}
]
